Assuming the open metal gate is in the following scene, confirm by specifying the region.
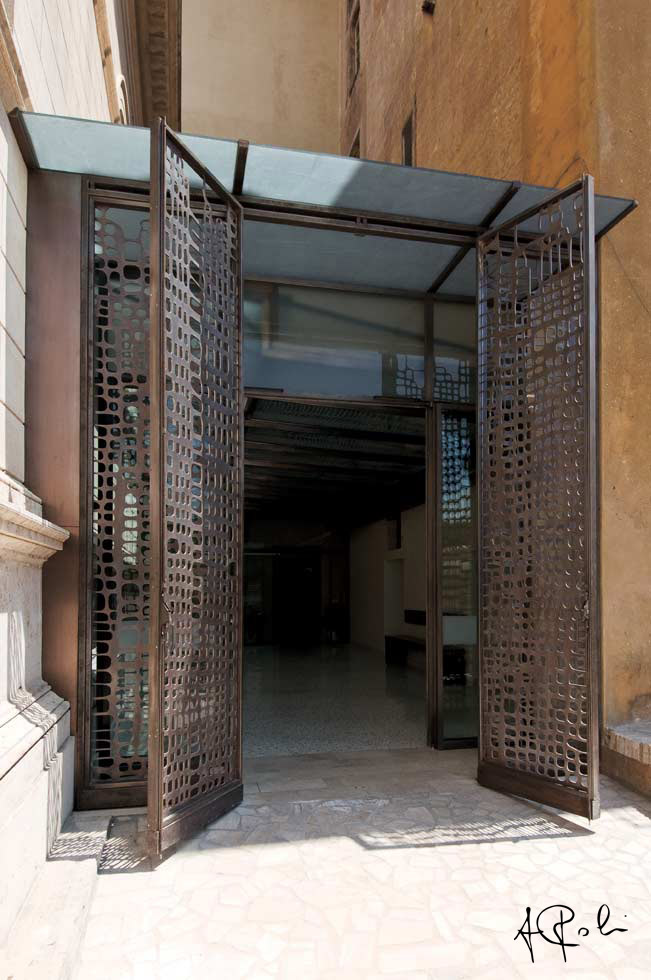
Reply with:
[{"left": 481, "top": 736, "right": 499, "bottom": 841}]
[
  {"left": 147, "top": 120, "right": 244, "bottom": 856},
  {"left": 477, "top": 177, "right": 600, "bottom": 819}
]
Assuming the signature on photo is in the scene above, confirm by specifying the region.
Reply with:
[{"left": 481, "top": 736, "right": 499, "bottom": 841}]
[{"left": 515, "top": 904, "right": 628, "bottom": 963}]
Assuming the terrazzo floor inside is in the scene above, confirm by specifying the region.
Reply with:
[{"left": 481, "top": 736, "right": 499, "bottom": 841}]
[
  {"left": 74, "top": 748, "right": 651, "bottom": 979},
  {"left": 243, "top": 642, "right": 427, "bottom": 757}
]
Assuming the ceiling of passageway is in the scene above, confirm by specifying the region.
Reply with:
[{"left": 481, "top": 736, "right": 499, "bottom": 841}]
[
  {"left": 243, "top": 398, "right": 426, "bottom": 520},
  {"left": 17, "top": 111, "right": 636, "bottom": 297}
]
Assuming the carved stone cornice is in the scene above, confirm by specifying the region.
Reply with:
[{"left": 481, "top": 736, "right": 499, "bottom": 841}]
[
  {"left": 135, "top": 0, "right": 181, "bottom": 129},
  {"left": 0, "top": 476, "right": 68, "bottom": 567}
]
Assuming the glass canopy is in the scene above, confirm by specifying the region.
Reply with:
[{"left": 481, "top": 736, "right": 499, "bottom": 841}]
[{"left": 15, "top": 110, "right": 636, "bottom": 298}]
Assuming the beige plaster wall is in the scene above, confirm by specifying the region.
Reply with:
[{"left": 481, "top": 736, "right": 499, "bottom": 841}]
[
  {"left": 182, "top": 0, "right": 340, "bottom": 151},
  {"left": 342, "top": 0, "right": 651, "bottom": 726}
]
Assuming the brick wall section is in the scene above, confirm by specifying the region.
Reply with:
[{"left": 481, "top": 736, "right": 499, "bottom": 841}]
[{"left": 339, "top": 0, "right": 651, "bottom": 726}]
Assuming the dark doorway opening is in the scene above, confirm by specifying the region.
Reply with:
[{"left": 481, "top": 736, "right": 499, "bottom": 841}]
[{"left": 243, "top": 398, "right": 428, "bottom": 758}]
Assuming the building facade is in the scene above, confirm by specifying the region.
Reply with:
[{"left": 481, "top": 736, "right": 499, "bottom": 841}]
[
  {"left": 1, "top": 0, "right": 649, "bottom": 953},
  {"left": 339, "top": 0, "right": 651, "bottom": 785},
  {"left": 0, "top": 0, "right": 179, "bottom": 943}
]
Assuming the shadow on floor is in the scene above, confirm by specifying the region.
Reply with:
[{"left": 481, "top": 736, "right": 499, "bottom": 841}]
[
  {"left": 190, "top": 748, "right": 596, "bottom": 854},
  {"left": 48, "top": 812, "right": 153, "bottom": 872},
  {"left": 54, "top": 748, "right": 651, "bottom": 872}
]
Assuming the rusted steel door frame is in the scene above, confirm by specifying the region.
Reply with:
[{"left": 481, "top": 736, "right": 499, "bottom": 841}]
[
  {"left": 476, "top": 176, "right": 600, "bottom": 819},
  {"left": 148, "top": 118, "right": 244, "bottom": 857}
]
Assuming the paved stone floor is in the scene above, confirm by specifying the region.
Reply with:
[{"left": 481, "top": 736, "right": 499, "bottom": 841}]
[{"left": 74, "top": 748, "right": 651, "bottom": 979}]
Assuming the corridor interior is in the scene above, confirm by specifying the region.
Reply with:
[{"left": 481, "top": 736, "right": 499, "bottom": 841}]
[{"left": 242, "top": 398, "right": 428, "bottom": 758}]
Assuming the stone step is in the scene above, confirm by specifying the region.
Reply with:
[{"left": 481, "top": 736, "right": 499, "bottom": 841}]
[{"left": 1, "top": 811, "right": 110, "bottom": 980}]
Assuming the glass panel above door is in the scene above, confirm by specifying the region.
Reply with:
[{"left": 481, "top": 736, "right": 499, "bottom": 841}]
[
  {"left": 433, "top": 303, "right": 476, "bottom": 404},
  {"left": 243, "top": 282, "right": 426, "bottom": 399}
]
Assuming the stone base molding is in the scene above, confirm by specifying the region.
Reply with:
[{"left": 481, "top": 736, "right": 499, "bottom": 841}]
[
  {"left": 0, "top": 472, "right": 73, "bottom": 944},
  {"left": 601, "top": 722, "right": 651, "bottom": 798}
]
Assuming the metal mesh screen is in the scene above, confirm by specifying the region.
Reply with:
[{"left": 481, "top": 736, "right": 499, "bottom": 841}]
[
  {"left": 477, "top": 183, "right": 597, "bottom": 813},
  {"left": 155, "top": 137, "right": 242, "bottom": 828},
  {"left": 90, "top": 204, "right": 150, "bottom": 786}
]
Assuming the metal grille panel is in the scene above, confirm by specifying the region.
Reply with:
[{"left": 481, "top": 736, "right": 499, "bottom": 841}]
[
  {"left": 477, "top": 181, "right": 598, "bottom": 817},
  {"left": 90, "top": 205, "right": 150, "bottom": 786},
  {"left": 148, "top": 124, "right": 243, "bottom": 853}
]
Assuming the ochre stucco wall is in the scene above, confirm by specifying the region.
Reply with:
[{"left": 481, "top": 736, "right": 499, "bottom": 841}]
[
  {"left": 182, "top": 0, "right": 340, "bottom": 152},
  {"left": 595, "top": 0, "right": 651, "bottom": 724},
  {"left": 341, "top": 0, "right": 651, "bottom": 724}
]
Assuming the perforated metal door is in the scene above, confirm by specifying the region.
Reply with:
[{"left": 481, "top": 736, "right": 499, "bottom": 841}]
[
  {"left": 477, "top": 177, "right": 600, "bottom": 819},
  {"left": 147, "top": 120, "right": 244, "bottom": 856}
]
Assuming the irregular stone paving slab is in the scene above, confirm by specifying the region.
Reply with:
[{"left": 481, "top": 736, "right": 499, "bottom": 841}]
[{"left": 73, "top": 749, "right": 651, "bottom": 979}]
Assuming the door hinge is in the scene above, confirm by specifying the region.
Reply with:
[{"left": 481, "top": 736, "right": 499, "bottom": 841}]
[{"left": 160, "top": 596, "right": 171, "bottom": 636}]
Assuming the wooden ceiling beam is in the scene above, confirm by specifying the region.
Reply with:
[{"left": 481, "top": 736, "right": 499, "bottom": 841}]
[
  {"left": 245, "top": 416, "right": 425, "bottom": 445},
  {"left": 245, "top": 462, "right": 397, "bottom": 482},
  {"left": 245, "top": 455, "right": 422, "bottom": 476},
  {"left": 245, "top": 438, "right": 423, "bottom": 467}
]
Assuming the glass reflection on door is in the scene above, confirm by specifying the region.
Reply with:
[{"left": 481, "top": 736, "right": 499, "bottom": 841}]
[
  {"left": 243, "top": 281, "right": 425, "bottom": 399},
  {"left": 439, "top": 407, "right": 478, "bottom": 742}
]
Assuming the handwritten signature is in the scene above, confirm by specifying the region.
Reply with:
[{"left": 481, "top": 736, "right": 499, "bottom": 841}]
[{"left": 515, "top": 904, "right": 627, "bottom": 963}]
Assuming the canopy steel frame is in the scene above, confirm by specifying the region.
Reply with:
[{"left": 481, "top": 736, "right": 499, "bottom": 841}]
[{"left": 9, "top": 108, "right": 638, "bottom": 251}]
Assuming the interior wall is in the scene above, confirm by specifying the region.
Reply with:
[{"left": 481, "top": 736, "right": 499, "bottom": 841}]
[
  {"left": 383, "top": 560, "right": 403, "bottom": 637},
  {"left": 350, "top": 503, "right": 426, "bottom": 652},
  {"left": 182, "top": 0, "right": 340, "bottom": 152},
  {"left": 349, "top": 520, "right": 386, "bottom": 653},
  {"left": 400, "top": 504, "right": 426, "bottom": 640}
]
